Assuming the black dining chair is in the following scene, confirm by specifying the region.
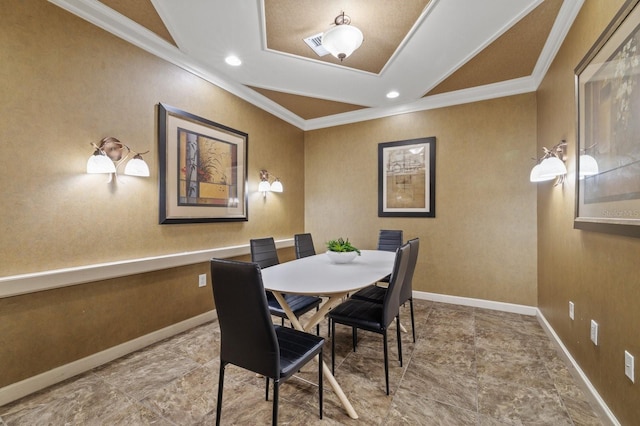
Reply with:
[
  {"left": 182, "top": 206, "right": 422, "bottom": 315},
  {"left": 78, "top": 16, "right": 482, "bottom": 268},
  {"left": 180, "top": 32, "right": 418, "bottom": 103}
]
[
  {"left": 377, "top": 229, "right": 403, "bottom": 252},
  {"left": 294, "top": 233, "right": 316, "bottom": 259},
  {"left": 350, "top": 238, "right": 419, "bottom": 343},
  {"left": 250, "top": 237, "right": 322, "bottom": 335},
  {"left": 211, "top": 258, "right": 324, "bottom": 426},
  {"left": 376, "top": 229, "right": 403, "bottom": 283},
  {"left": 327, "top": 242, "right": 411, "bottom": 395}
]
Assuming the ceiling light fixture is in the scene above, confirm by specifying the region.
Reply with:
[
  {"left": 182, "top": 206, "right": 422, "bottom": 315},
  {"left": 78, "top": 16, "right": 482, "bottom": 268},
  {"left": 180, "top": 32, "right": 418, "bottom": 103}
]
[
  {"left": 225, "top": 55, "right": 242, "bottom": 66},
  {"left": 386, "top": 91, "right": 400, "bottom": 99},
  {"left": 321, "top": 12, "right": 363, "bottom": 61}
]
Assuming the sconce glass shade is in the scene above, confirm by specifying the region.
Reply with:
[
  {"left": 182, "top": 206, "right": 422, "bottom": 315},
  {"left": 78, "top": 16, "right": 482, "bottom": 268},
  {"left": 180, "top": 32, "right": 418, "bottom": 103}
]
[
  {"left": 124, "top": 157, "right": 150, "bottom": 177},
  {"left": 529, "top": 164, "right": 556, "bottom": 182},
  {"left": 322, "top": 24, "right": 363, "bottom": 60},
  {"left": 258, "top": 180, "right": 271, "bottom": 192},
  {"left": 270, "top": 179, "right": 283, "bottom": 193},
  {"left": 579, "top": 154, "right": 599, "bottom": 179},
  {"left": 87, "top": 153, "right": 116, "bottom": 174},
  {"left": 537, "top": 156, "right": 567, "bottom": 179}
]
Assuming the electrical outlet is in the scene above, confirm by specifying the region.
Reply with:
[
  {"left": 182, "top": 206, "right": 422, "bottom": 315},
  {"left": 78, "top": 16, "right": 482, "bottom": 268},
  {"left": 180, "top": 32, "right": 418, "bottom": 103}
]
[
  {"left": 625, "top": 351, "right": 635, "bottom": 383},
  {"left": 569, "top": 301, "right": 574, "bottom": 320},
  {"left": 590, "top": 320, "right": 598, "bottom": 346},
  {"left": 198, "top": 274, "right": 207, "bottom": 287}
]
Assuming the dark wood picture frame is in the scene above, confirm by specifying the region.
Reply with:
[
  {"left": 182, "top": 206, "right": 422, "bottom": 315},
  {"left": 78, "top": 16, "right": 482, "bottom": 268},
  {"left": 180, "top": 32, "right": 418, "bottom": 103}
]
[
  {"left": 378, "top": 137, "right": 436, "bottom": 218},
  {"left": 574, "top": 0, "right": 640, "bottom": 238},
  {"left": 158, "top": 103, "right": 248, "bottom": 224}
]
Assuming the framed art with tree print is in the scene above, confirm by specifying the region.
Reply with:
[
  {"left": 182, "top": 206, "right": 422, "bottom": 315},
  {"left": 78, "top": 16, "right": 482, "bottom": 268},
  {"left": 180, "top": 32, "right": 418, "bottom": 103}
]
[
  {"left": 378, "top": 136, "right": 436, "bottom": 218},
  {"left": 575, "top": 0, "right": 640, "bottom": 238},
  {"left": 158, "top": 103, "right": 248, "bottom": 224}
]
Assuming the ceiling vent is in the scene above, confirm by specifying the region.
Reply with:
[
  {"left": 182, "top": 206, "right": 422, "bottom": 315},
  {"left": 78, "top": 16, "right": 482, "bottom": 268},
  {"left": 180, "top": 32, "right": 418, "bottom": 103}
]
[{"left": 303, "top": 33, "right": 329, "bottom": 57}]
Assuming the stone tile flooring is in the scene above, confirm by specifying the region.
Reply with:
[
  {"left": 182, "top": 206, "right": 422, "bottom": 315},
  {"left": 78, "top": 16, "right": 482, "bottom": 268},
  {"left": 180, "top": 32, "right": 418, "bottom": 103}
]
[{"left": 0, "top": 300, "right": 608, "bottom": 425}]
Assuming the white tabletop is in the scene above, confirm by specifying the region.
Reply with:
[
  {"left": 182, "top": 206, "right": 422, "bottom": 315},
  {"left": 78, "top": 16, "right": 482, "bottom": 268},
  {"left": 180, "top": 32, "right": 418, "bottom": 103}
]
[{"left": 261, "top": 250, "right": 396, "bottom": 296}]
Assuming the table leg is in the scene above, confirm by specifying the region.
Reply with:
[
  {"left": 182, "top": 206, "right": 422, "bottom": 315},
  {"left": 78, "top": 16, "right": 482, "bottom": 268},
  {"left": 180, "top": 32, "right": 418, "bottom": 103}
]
[{"left": 271, "top": 291, "right": 359, "bottom": 419}]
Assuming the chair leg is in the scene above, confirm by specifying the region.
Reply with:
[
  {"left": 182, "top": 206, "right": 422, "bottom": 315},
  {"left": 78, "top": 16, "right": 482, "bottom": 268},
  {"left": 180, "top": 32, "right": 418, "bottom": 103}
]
[
  {"left": 331, "top": 319, "right": 336, "bottom": 374},
  {"left": 265, "top": 377, "right": 269, "bottom": 401},
  {"left": 273, "top": 380, "right": 279, "bottom": 425},
  {"left": 383, "top": 332, "right": 390, "bottom": 396},
  {"left": 352, "top": 327, "right": 357, "bottom": 352},
  {"left": 409, "top": 298, "right": 416, "bottom": 342},
  {"left": 316, "top": 307, "right": 320, "bottom": 336},
  {"left": 396, "top": 315, "right": 403, "bottom": 367},
  {"left": 318, "top": 350, "right": 323, "bottom": 419},
  {"left": 216, "top": 362, "right": 227, "bottom": 426}
]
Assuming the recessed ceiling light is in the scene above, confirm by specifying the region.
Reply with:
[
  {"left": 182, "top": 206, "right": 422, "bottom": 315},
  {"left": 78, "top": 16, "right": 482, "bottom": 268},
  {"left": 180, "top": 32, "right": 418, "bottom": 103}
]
[
  {"left": 386, "top": 91, "right": 399, "bottom": 99},
  {"left": 225, "top": 55, "right": 242, "bottom": 66}
]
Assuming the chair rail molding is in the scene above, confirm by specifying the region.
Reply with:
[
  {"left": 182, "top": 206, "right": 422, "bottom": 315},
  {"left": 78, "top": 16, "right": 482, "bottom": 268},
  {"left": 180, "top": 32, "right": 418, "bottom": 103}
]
[{"left": 0, "top": 239, "right": 294, "bottom": 298}]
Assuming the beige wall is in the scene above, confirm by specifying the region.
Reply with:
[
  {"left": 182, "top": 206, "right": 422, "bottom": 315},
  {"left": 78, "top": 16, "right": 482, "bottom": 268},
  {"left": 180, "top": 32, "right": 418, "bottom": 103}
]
[
  {"left": 0, "top": 1, "right": 304, "bottom": 387},
  {"left": 304, "top": 94, "right": 538, "bottom": 306},
  {"left": 537, "top": 1, "right": 640, "bottom": 423}
]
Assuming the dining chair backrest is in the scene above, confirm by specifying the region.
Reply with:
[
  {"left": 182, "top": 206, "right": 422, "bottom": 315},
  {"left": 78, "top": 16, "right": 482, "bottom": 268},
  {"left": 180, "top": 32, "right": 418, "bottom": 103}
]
[
  {"left": 382, "top": 243, "right": 411, "bottom": 327},
  {"left": 377, "top": 229, "right": 403, "bottom": 252},
  {"left": 294, "top": 233, "right": 316, "bottom": 259},
  {"left": 250, "top": 237, "right": 280, "bottom": 269},
  {"left": 210, "top": 258, "right": 280, "bottom": 378},
  {"left": 400, "top": 238, "right": 419, "bottom": 305}
]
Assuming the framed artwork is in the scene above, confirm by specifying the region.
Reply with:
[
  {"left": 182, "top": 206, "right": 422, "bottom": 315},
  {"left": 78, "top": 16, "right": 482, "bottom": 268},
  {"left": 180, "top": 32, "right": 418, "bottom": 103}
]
[
  {"left": 575, "top": 0, "right": 640, "bottom": 238},
  {"left": 158, "top": 103, "right": 248, "bottom": 224},
  {"left": 378, "top": 137, "right": 436, "bottom": 218}
]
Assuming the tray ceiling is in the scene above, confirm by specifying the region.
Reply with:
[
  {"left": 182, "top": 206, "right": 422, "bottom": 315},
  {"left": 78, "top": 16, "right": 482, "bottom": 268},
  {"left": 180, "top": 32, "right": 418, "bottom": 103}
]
[{"left": 49, "top": 0, "right": 584, "bottom": 130}]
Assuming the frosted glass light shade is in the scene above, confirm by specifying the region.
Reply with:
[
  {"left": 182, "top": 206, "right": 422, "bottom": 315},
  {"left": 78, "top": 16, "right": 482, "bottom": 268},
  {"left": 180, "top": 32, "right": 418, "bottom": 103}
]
[
  {"left": 258, "top": 180, "right": 271, "bottom": 192},
  {"left": 322, "top": 24, "right": 363, "bottom": 60},
  {"left": 530, "top": 164, "right": 555, "bottom": 182},
  {"left": 124, "top": 157, "right": 150, "bottom": 177},
  {"left": 579, "top": 154, "right": 599, "bottom": 179},
  {"left": 270, "top": 179, "right": 283, "bottom": 192},
  {"left": 87, "top": 154, "right": 116, "bottom": 174},
  {"left": 537, "top": 156, "right": 567, "bottom": 179}
]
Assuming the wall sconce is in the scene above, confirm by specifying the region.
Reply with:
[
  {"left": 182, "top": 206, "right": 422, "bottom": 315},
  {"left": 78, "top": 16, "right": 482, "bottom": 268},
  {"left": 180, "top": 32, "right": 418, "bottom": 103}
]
[
  {"left": 87, "top": 136, "right": 149, "bottom": 181},
  {"left": 579, "top": 145, "right": 599, "bottom": 180},
  {"left": 258, "top": 169, "right": 283, "bottom": 198},
  {"left": 530, "top": 140, "right": 567, "bottom": 185}
]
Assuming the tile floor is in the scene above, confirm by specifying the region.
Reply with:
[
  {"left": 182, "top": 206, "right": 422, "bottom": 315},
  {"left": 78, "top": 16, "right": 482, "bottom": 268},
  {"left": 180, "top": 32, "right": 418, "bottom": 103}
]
[{"left": 0, "top": 300, "right": 608, "bottom": 425}]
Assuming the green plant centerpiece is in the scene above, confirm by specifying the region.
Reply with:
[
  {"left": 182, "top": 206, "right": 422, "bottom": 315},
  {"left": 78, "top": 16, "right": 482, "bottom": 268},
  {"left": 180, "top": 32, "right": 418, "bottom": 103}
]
[
  {"left": 326, "top": 238, "right": 361, "bottom": 254},
  {"left": 326, "top": 238, "right": 360, "bottom": 264}
]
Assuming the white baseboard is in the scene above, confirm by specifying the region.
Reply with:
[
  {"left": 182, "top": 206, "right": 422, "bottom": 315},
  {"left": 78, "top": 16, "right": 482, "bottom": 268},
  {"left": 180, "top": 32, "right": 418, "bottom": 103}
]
[
  {"left": 536, "top": 312, "right": 620, "bottom": 426},
  {"left": 414, "top": 291, "right": 538, "bottom": 316},
  {"left": 0, "top": 310, "right": 216, "bottom": 407}
]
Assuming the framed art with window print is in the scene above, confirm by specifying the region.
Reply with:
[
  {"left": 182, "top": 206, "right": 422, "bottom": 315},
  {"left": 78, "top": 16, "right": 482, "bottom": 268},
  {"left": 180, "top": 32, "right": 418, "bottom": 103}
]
[
  {"left": 378, "top": 137, "right": 436, "bottom": 218},
  {"left": 158, "top": 103, "right": 248, "bottom": 224}
]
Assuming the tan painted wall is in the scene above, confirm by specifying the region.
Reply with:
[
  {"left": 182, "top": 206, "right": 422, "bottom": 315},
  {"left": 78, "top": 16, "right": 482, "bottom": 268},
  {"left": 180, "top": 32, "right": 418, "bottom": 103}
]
[
  {"left": 304, "top": 94, "right": 538, "bottom": 306},
  {"left": 0, "top": 1, "right": 304, "bottom": 387},
  {"left": 537, "top": 1, "right": 640, "bottom": 423},
  {"left": 3, "top": 1, "right": 637, "bottom": 422}
]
